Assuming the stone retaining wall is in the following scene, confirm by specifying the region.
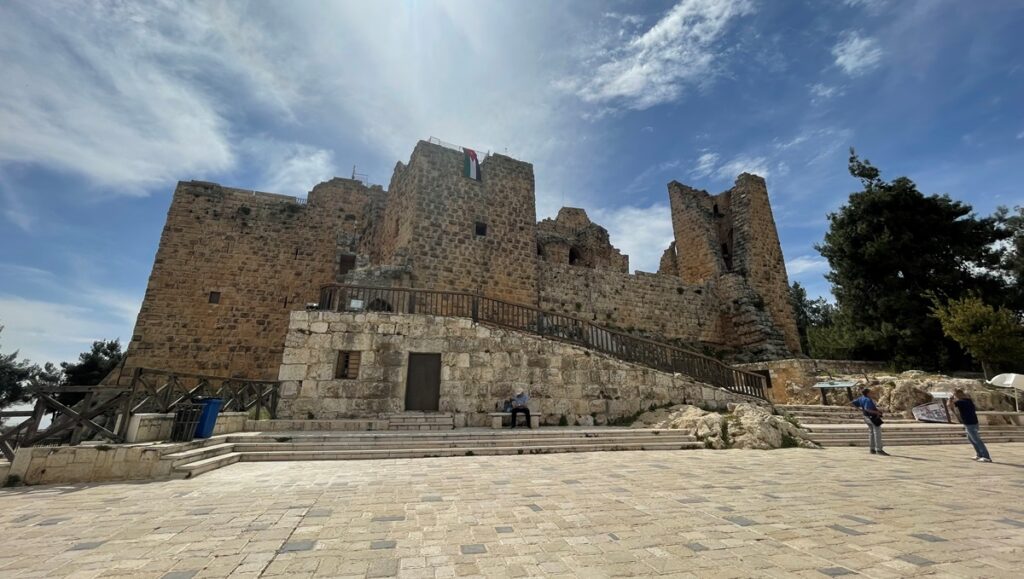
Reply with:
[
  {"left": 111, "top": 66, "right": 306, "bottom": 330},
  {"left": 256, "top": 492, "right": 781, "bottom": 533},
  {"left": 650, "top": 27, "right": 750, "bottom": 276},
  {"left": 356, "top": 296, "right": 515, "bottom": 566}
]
[
  {"left": 5, "top": 445, "right": 174, "bottom": 486},
  {"left": 277, "top": 311, "right": 760, "bottom": 426}
]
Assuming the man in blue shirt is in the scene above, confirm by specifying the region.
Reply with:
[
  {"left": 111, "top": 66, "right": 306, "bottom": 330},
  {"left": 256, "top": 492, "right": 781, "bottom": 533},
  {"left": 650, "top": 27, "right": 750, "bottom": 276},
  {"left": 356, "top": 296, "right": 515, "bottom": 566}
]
[
  {"left": 948, "top": 389, "right": 992, "bottom": 462},
  {"left": 510, "top": 388, "right": 531, "bottom": 429},
  {"left": 851, "top": 388, "right": 889, "bottom": 455}
]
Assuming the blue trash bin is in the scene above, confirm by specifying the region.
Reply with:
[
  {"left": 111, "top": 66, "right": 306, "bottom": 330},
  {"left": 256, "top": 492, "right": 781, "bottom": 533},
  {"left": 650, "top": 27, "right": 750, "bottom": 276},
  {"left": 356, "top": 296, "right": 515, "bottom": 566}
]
[{"left": 193, "top": 397, "right": 223, "bottom": 439}]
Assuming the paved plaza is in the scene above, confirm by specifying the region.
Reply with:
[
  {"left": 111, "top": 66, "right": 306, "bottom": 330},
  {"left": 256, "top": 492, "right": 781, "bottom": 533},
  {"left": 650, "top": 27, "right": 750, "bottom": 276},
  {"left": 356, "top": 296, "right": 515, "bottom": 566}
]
[{"left": 2, "top": 444, "right": 1023, "bottom": 578}]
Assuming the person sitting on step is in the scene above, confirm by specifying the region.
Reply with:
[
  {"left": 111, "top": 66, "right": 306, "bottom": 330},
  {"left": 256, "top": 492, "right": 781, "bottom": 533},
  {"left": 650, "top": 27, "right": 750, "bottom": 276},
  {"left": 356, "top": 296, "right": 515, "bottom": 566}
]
[{"left": 510, "top": 387, "right": 531, "bottom": 429}]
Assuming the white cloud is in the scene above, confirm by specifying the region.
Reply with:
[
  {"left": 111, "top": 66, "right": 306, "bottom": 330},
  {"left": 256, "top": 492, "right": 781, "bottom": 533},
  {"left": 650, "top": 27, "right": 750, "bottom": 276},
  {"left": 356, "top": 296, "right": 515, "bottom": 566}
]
[
  {"left": 243, "top": 139, "right": 337, "bottom": 197},
  {"left": 692, "top": 152, "right": 720, "bottom": 179},
  {"left": 591, "top": 205, "right": 675, "bottom": 273},
  {"left": 0, "top": 262, "right": 141, "bottom": 363},
  {"left": 809, "top": 83, "right": 844, "bottom": 102},
  {"left": 0, "top": 2, "right": 249, "bottom": 192},
  {"left": 563, "top": 0, "right": 755, "bottom": 111},
  {"left": 717, "top": 155, "right": 771, "bottom": 181},
  {"left": 832, "top": 31, "right": 884, "bottom": 76},
  {"left": 786, "top": 255, "right": 830, "bottom": 276},
  {"left": 0, "top": 295, "right": 127, "bottom": 365}
]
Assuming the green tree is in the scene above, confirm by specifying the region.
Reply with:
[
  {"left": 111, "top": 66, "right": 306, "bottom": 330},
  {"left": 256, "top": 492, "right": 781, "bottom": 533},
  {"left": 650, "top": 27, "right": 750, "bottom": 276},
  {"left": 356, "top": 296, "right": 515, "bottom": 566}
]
[
  {"left": 995, "top": 205, "right": 1024, "bottom": 311},
  {"left": 816, "top": 150, "right": 1009, "bottom": 369},
  {"left": 789, "top": 282, "right": 837, "bottom": 355},
  {"left": 61, "top": 339, "right": 123, "bottom": 386},
  {"left": 1, "top": 326, "right": 36, "bottom": 426},
  {"left": 930, "top": 295, "right": 1024, "bottom": 378},
  {"left": 57, "top": 339, "right": 124, "bottom": 407}
]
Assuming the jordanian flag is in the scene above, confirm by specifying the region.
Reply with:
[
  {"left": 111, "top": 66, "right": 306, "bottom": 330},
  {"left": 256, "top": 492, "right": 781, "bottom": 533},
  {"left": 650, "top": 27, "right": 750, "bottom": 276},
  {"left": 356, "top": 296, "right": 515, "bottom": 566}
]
[{"left": 463, "top": 148, "right": 481, "bottom": 181}]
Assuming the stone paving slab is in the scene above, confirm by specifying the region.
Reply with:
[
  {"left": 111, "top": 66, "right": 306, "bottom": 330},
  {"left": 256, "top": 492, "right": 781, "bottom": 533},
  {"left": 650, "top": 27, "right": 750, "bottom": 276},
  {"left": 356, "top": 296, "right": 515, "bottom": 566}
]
[{"left": 1, "top": 444, "right": 1023, "bottom": 577}]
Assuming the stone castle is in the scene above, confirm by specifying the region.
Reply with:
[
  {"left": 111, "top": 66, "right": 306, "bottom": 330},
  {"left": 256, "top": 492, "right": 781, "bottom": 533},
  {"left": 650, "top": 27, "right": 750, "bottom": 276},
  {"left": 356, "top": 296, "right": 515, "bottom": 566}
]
[{"left": 125, "top": 139, "right": 800, "bottom": 385}]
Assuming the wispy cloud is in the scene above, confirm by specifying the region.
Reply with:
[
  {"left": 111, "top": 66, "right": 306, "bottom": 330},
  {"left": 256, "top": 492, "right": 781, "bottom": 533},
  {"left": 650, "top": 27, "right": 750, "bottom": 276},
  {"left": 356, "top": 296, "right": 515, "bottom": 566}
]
[
  {"left": 717, "top": 155, "right": 771, "bottom": 181},
  {"left": 786, "top": 255, "right": 830, "bottom": 276},
  {"left": 692, "top": 152, "right": 720, "bottom": 179},
  {"left": 561, "top": 0, "right": 755, "bottom": 111},
  {"left": 843, "top": 0, "right": 888, "bottom": 14},
  {"left": 809, "top": 83, "right": 844, "bottom": 103},
  {"left": 832, "top": 31, "right": 884, "bottom": 76}
]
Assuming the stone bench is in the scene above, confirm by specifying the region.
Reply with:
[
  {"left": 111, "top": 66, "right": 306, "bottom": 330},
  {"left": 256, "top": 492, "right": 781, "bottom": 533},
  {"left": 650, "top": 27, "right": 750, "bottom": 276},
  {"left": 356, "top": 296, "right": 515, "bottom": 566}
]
[{"left": 488, "top": 412, "right": 540, "bottom": 429}]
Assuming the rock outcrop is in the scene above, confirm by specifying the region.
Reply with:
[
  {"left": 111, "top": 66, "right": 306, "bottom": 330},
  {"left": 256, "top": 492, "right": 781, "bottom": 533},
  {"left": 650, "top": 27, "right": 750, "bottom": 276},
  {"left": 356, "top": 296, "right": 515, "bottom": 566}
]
[
  {"left": 783, "top": 369, "right": 1016, "bottom": 415},
  {"left": 632, "top": 403, "right": 818, "bottom": 449}
]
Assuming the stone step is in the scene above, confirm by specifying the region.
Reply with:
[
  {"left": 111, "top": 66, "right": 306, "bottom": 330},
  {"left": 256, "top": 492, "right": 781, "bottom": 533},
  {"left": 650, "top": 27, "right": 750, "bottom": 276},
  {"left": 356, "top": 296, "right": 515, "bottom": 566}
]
[
  {"left": 172, "top": 452, "right": 242, "bottom": 479},
  {"left": 164, "top": 443, "right": 236, "bottom": 468},
  {"left": 231, "top": 435, "right": 696, "bottom": 452},
  {"left": 802, "top": 422, "right": 1019, "bottom": 430},
  {"left": 229, "top": 428, "right": 680, "bottom": 443},
  {"left": 246, "top": 419, "right": 390, "bottom": 432},
  {"left": 814, "top": 436, "right": 1024, "bottom": 447},
  {"left": 235, "top": 441, "right": 704, "bottom": 462}
]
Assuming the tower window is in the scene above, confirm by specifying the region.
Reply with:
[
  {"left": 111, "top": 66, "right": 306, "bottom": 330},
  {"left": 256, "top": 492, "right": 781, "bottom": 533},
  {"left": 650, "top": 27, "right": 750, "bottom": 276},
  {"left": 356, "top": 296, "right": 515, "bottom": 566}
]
[
  {"left": 208, "top": 291, "right": 221, "bottom": 304},
  {"left": 339, "top": 254, "right": 356, "bottom": 275},
  {"left": 569, "top": 247, "right": 581, "bottom": 265},
  {"left": 475, "top": 222, "right": 488, "bottom": 236}
]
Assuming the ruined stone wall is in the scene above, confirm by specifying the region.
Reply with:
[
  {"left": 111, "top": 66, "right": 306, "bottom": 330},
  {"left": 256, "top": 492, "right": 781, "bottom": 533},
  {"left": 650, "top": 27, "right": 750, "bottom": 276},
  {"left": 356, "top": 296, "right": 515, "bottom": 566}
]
[
  {"left": 277, "top": 311, "right": 758, "bottom": 426},
  {"left": 537, "top": 208, "right": 628, "bottom": 273},
  {"left": 668, "top": 181, "right": 723, "bottom": 284},
  {"left": 537, "top": 263, "right": 726, "bottom": 346},
  {"left": 667, "top": 176, "right": 801, "bottom": 357},
  {"left": 125, "top": 178, "right": 379, "bottom": 380}
]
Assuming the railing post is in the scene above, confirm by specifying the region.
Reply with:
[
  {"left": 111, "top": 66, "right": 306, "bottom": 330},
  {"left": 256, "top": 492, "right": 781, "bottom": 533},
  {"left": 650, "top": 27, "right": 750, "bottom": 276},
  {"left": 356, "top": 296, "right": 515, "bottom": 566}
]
[
  {"left": 69, "top": 390, "right": 95, "bottom": 446},
  {"left": 408, "top": 292, "right": 416, "bottom": 314},
  {"left": 22, "top": 397, "right": 47, "bottom": 447},
  {"left": 537, "top": 311, "right": 544, "bottom": 336},
  {"left": 471, "top": 295, "right": 479, "bottom": 323}
]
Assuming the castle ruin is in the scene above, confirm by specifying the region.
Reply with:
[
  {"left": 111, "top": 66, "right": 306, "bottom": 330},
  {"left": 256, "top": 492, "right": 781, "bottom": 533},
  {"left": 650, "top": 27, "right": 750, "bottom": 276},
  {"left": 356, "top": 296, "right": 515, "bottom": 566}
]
[{"left": 125, "top": 140, "right": 801, "bottom": 393}]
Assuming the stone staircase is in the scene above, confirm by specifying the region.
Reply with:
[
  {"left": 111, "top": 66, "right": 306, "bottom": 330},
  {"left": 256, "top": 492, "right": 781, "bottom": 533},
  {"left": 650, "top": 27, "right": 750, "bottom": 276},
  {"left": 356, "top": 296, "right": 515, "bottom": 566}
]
[
  {"left": 779, "top": 404, "right": 1024, "bottom": 447},
  {"left": 164, "top": 428, "right": 701, "bottom": 479}
]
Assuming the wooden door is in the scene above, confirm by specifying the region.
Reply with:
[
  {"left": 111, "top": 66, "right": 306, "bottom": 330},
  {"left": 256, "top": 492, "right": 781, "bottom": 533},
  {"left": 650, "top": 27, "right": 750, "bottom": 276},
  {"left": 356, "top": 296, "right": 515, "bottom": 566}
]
[{"left": 405, "top": 353, "right": 441, "bottom": 411}]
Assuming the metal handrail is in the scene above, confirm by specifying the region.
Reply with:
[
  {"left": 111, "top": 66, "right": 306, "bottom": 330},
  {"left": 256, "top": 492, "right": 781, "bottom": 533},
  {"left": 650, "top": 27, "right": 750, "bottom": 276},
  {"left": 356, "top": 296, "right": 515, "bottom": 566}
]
[{"left": 317, "top": 284, "right": 768, "bottom": 400}]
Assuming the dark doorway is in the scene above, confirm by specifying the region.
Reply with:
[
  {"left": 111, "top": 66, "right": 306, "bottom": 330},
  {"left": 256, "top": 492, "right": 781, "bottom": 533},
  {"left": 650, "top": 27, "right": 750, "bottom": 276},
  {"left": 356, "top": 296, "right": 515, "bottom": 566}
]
[{"left": 405, "top": 353, "right": 441, "bottom": 411}]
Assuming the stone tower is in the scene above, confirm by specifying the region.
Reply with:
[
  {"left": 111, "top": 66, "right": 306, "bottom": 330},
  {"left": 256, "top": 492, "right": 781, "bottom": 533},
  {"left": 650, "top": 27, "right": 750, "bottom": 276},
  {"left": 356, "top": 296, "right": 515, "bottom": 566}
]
[
  {"left": 667, "top": 174, "right": 802, "bottom": 356},
  {"left": 360, "top": 140, "right": 539, "bottom": 305}
]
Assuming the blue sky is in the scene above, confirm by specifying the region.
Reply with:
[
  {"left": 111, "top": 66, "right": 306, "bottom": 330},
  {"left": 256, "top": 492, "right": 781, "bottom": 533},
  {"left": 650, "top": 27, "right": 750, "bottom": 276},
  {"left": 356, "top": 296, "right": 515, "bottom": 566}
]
[{"left": 1, "top": 0, "right": 1023, "bottom": 365}]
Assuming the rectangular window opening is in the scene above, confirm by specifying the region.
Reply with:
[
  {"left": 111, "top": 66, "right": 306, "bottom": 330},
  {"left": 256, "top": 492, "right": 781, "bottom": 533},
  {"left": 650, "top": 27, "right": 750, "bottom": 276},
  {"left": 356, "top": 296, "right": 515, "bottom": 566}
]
[
  {"left": 335, "top": 351, "right": 361, "bottom": 380},
  {"left": 208, "top": 291, "right": 221, "bottom": 304},
  {"left": 475, "top": 222, "right": 487, "bottom": 236},
  {"left": 339, "top": 254, "right": 357, "bottom": 275}
]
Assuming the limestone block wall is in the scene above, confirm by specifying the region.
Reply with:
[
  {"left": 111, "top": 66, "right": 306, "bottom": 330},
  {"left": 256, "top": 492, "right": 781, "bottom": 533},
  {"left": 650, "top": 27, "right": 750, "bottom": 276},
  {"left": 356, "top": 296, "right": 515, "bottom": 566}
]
[
  {"left": 125, "top": 178, "right": 380, "bottom": 380},
  {"left": 277, "top": 311, "right": 758, "bottom": 426},
  {"left": 537, "top": 263, "right": 726, "bottom": 346}
]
